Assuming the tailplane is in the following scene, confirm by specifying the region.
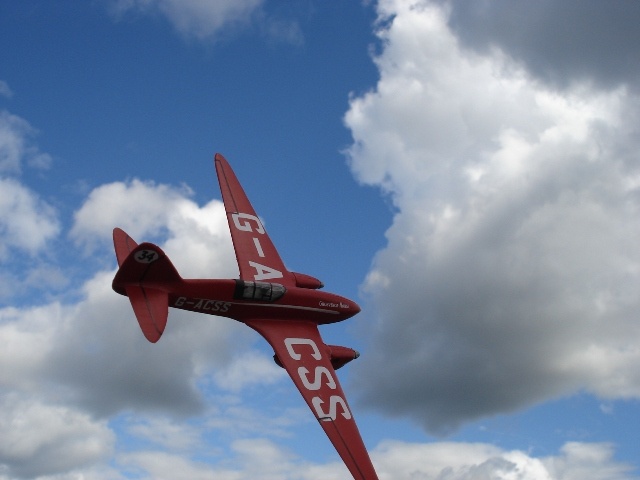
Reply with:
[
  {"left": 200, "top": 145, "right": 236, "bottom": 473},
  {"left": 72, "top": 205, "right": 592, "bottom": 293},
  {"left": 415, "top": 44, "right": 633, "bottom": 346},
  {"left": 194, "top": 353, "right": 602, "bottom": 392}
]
[{"left": 112, "top": 228, "right": 181, "bottom": 343}]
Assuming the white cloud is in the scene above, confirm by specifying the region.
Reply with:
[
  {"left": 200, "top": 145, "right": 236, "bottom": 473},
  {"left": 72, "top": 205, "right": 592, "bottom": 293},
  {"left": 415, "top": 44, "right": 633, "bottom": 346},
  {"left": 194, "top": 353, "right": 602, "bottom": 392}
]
[
  {"left": 70, "top": 179, "right": 192, "bottom": 249},
  {"left": 108, "top": 0, "right": 304, "bottom": 46},
  {"left": 0, "top": 107, "right": 58, "bottom": 265},
  {"left": 211, "top": 349, "right": 286, "bottom": 392},
  {"left": 445, "top": 1, "right": 640, "bottom": 90},
  {"left": 205, "top": 403, "right": 306, "bottom": 441},
  {"left": 0, "top": 112, "right": 26, "bottom": 173},
  {"left": 0, "top": 166, "right": 288, "bottom": 477},
  {"left": 0, "top": 110, "right": 52, "bottom": 174},
  {"left": 1, "top": 115, "right": 635, "bottom": 480},
  {"left": 0, "top": 178, "right": 59, "bottom": 259},
  {"left": 544, "top": 442, "right": 635, "bottom": 480},
  {"left": 162, "top": 197, "right": 238, "bottom": 278},
  {"left": 370, "top": 440, "right": 636, "bottom": 480},
  {"left": 373, "top": 440, "right": 543, "bottom": 479},
  {"left": 345, "top": 0, "right": 640, "bottom": 432},
  {"left": 0, "top": 303, "right": 61, "bottom": 392},
  {"left": 110, "top": 0, "right": 263, "bottom": 40},
  {"left": 114, "top": 439, "right": 636, "bottom": 480},
  {"left": 69, "top": 179, "right": 238, "bottom": 277},
  {"left": 0, "top": 394, "right": 114, "bottom": 479},
  {"left": 0, "top": 177, "right": 257, "bottom": 477},
  {"left": 126, "top": 415, "right": 203, "bottom": 451},
  {"left": 0, "top": 81, "right": 12, "bottom": 98},
  {"left": 47, "top": 256, "right": 245, "bottom": 418}
]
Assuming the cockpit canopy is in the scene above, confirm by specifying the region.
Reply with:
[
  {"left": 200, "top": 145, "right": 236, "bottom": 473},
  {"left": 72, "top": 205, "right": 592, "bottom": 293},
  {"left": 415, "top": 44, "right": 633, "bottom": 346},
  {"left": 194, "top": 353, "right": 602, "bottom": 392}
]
[{"left": 234, "top": 280, "right": 286, "bottom": 302}]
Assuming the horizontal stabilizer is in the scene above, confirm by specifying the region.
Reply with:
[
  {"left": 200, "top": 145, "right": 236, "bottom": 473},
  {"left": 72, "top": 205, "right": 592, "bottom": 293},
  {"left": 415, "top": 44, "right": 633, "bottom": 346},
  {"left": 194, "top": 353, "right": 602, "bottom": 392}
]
[{"left": 125, "top": 286, "right": 168, "bottom": 343}]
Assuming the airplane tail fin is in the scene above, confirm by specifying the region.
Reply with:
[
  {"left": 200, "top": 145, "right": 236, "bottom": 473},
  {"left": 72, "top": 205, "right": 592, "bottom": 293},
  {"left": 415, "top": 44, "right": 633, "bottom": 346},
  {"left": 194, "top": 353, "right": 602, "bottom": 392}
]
[
  {"left": 112, "top": 228, "right": 181, "bottom": 343},
  {"left": 113, "top": 227, "right": 138, "bottom": 267}
]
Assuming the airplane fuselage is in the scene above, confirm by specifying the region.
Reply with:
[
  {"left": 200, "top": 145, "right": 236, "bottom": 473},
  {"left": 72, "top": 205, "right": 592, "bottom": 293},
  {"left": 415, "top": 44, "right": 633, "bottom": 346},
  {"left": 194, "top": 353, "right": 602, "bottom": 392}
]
[{"left": 143, "top": 278, "right": 360, "bottom": 325}]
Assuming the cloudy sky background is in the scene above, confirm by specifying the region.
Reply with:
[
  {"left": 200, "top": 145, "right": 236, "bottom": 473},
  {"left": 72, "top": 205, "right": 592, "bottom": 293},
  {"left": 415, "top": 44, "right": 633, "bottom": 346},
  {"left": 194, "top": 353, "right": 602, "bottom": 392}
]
[{"left": 1, "top": 0, "right": 640, "bottom": 478}]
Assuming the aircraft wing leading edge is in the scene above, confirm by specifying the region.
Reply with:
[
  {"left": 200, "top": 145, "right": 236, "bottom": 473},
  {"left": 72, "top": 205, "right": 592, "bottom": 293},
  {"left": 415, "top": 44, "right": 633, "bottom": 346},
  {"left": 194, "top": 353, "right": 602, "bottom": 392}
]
[
  {"left": 246, "top": 319, "right": 379, "bottom": 480},
  {"left": 215, "top": 153, "right": 296, "bottom": 286}
]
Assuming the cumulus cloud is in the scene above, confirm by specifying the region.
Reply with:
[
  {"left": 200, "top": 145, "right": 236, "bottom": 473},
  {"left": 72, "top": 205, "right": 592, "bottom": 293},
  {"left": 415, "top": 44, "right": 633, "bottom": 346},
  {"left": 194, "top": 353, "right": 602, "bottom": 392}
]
[
  {"left": 70, "top": 179, "right": 193, "bottom": 247},
  {"left": 345, "top": 0, "right": 640, "bottom": 432},
  {"left": 126, "top": 415, "right": 203, "bottom": 451},
  {"left": 0, "top": 394, "right": 114, "bottom": 478},
  {"left": 114, "top": 439, "right": 636, "bottom": 480},
  {"left": 0, "top": 106, "right": 58, "bottom": 262},
  {"left": 68, "top": 180, "right": 158, "bottom": 240},
  {"left": 0, "top": 178, "right": 60, "bottom": 259},
  {"left": 2, "top": 93, "right": 636, "bottom": 480},
  {"left": 0, "top": 255, "right": 242, "bottom": 423},
  {"left": 446, "top": 0, "right": 640, "bottom": 90},
  {"left": 0, "top": 177, "right": 260, "bottom": 476},
  {"left": 0, "top": 105, "right": 59, "bottom": 298},
  {"left": 70, "top": 178, "right": 238, "bottom": 277},
  {"left": 371, "top": 440, "right": 636, "bottom": 480},
  {"left": 211, "top": 349, "right": 286, "bottom": 392},
  {"left": 47, "top": 179, "right": 252, "bottom": 417}
]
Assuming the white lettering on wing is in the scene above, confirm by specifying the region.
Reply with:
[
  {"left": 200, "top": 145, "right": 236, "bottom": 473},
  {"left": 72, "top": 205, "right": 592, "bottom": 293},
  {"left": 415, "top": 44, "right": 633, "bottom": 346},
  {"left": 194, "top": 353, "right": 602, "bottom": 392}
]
[
  {"left": 231, "top": 213, "right": 265, "bottom": 233},
  {"left": 253, "top": 237, "right": 265, "bottom": 257},
  {"left": 231, "top": 212, "right": 283, "bottom": 281},
  {"left": 284, "top": 337, "right": 352, "bottom": 422}
]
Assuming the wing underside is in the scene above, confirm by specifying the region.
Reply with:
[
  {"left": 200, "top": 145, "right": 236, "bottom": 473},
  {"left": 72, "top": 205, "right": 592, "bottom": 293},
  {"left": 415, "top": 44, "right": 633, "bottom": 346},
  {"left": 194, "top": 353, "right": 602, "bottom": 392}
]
[{"left": 245, "top": 319, "right": 379, "bottom": 480}]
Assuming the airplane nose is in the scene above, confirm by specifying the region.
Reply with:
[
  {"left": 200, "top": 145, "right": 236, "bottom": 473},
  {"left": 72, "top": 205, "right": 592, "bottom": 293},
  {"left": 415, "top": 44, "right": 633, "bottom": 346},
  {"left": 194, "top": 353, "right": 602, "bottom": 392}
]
[
  {"left": 352, "top": 300, "right": 361, "bottom": 314},
  {"left": 346, "top": 298, "right": 361, "bottom": 315}
]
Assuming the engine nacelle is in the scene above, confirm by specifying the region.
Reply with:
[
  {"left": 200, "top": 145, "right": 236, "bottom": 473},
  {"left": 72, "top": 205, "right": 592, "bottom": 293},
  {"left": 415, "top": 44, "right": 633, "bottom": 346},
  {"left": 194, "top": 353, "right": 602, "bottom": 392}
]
[
  {"left": 292, "top": 271, "right": 324, "bottom": 289},
  {"left": 327, "top": 344, "right": 360, "bottom": 370},
  {"left": 274, "top": 344, "right": 359, "bottom": 370}
]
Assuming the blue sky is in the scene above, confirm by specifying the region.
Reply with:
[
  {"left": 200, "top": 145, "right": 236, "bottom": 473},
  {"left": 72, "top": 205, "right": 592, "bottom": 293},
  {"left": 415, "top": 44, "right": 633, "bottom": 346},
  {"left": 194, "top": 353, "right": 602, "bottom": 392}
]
[{"left": 2, "top": 1, "right": 640, "bottom": 478}]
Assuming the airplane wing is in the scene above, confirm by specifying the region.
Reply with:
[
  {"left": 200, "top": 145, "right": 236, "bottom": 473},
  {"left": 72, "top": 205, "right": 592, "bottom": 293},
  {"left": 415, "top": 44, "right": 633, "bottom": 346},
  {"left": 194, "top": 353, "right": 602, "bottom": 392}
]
[
  {"left": 215, "top": 153, "right": 298, "bottom": 286},
  {"left": 245, "top": 318, "right": 379, "bottom": 480}
]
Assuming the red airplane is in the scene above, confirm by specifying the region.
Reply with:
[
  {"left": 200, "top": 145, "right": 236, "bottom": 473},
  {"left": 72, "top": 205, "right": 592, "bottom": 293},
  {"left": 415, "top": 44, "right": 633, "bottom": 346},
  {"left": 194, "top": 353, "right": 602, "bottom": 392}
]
[{"left": 112, "top": 153, "right": 379, "bottom": 479}]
